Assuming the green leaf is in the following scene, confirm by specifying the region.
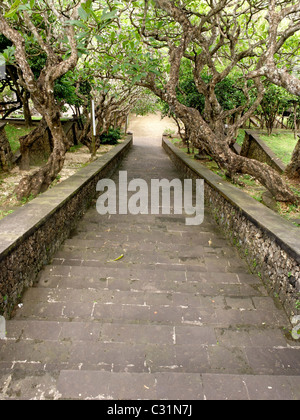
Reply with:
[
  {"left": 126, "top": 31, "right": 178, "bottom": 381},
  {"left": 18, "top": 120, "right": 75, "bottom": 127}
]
[
  {"left": 100, "top": 8, "right": 118, "bottom": 22},
  {"left": 111, "top": 32, "right": 116, "bottom": 42},
  {"left": 95, "top": 35, "right": 105, "bottom": 43},
  {"left": 5, "top": 0, "right": 21, "bottom": 18},
  {"left": 107, "top": 254, "right": 124, "bottom": 262},
  {"left": 149, "top": 68, "right": 161, "bottom": 76},
  {"left": 17, "top": 4, "right": 31, "bottom": 11},
  {"left": 132, "top": 74, "right": 142, "bottom": 84},
  {"left": 66, "top": 20, "right": 89, "bottom": 29},
  {"left": 78, "top": 6, "right": 89, "bottom": 21}
]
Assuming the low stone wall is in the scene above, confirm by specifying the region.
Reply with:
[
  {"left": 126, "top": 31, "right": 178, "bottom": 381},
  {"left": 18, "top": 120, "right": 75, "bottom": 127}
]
[
  {"left": 3, "top": 119, "right": 81, "bottom": 167},
  {"left": 241, "top": 130, "right": 286, "bottom": 174},
  {"left": 163, "top": 137, "right": 300, "bottom": 319},
  {"left": 25, "top": 120, "right": 81, "bottom": 166},
  {"left": 0, "top": 136, "right": 132, "bottom": 317}
]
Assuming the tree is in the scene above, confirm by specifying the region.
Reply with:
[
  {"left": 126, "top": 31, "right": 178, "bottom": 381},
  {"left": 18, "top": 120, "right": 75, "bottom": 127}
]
[
  {"left": 73, "top": 58, "right": 144, "bottom": 156},
  {"left": 0, "top": 0, "right": 124, "bottom": 198},
  {"left": 119, "top": 0, "right": 297, "bottom": 202},
  {"left": 246, "top": 0, "right": 300, "bottom": 97},
  {"left": 0, "top": 0, "right": 82, "bottom": 198},
  {"left": 244, "top": 0, "right": 300, "bottom": 179},
  {"left": 78, "top": 79, "right": 142, "bottom": 155},
  {"left": 259, "top": 84, "right": 295, "bottom": 136},
  {"left": 0, "top": 34, "right": 32, "bottom": 125}
]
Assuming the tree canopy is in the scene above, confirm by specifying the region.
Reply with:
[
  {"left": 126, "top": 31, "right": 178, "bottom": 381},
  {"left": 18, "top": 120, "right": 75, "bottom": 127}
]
[{"left": 1, "top": 0, "right": 300, "bottom": 200}]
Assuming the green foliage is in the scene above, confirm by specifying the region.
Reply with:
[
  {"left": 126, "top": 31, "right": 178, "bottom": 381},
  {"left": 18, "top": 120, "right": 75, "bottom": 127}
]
[
  {"left": 100, "top": 127, "right": 122, "bottom": 145},
  {"left": 162, "top": 60, "right": 249, "bottom": 116},
  {"left": 258, "top": 83, "right": 297, "bottom": 135},
  {"left": 54, "top": 72, "right": 82, "bottom": 107},
  {"left": 215, "top": 77, "right": 248, "bottom": 111},
  {"left": 26, "top": 44, "right": 47, "bottom": 79},
  {"left": 131, "top": 91, "right": 161, "bottom": 116},
  {"left": 236, "top": 130, "right": 246, "bottom": 147},
  {"left": 177, "top": 78, "right": 205, "bottom": 113},
  {"left": 0, "top": 34, "right": 14, "bottom": 65}
]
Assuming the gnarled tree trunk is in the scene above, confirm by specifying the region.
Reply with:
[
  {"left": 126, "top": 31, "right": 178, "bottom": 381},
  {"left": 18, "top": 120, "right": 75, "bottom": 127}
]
[
  {"left": 22, "top": 89, "right": 33, "bottom": 128},
  {"left": 0, "top": 5, "right": 79, "bottom": 200},
  {"left": 15, "top": 110, "right": 68, "bottom": 200},
  {"left": 175, "top": 104, "right": 298, "bottom": 203}
]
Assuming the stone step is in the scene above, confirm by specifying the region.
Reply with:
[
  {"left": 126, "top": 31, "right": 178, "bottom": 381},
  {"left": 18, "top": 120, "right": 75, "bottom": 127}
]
[
  {"left": 1, "top": 321, "right": 299, "bottom": 377},
  {"left": 48, "top": 251, "right": 251, "bottom": 272},
  {"left": 69, "top": 227, "right": 228, "bottom": 246},
  {"left": 14, "top": 286, "right": 288, "bottom": 328},
  {"left": 12, "top": 302, "right": 289, "bottom": 328},
  {"left": 5, "top": 319, "right": 291, "bottom": 348},
  {"left": 69, "top": 219, "right": 226, "bottom": 235},
  {"left": 1, "top": 367, "right": 299, "bottom": 400},
  {"left": 53, "top": 244, "right": 241, "bottom": 265},
  {"left": 56, "top": 370, "right": 300, "bottom": 400},
  {"left": 37, "top": 262, "right": 268, "bottom": 300}
]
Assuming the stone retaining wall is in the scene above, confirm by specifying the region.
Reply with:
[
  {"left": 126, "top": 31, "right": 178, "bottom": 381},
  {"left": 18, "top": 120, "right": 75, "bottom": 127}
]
[
  {"left": 241, "top": 130, "right": 286, "bottom": 174},
  {"left": 0, "top": 136, "right": 132, "bottom": 317},
  {"left": 16, "top": 119, "right": 81, "bottom": 167},
  {"left": 163, "top": 137, "right": 300, "bottom": 319}
]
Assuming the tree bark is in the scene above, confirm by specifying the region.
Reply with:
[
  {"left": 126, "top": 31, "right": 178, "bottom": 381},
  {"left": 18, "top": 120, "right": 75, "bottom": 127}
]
[
  {"left": 18, "top": 117, "right": 48, "bottom": 171},
  {"left": 22, "top": 89, "right": 33, "bottom": 128},
  {"left": 294, "top": 102, "right": 298, "bottom": 140},
  {"left": 286, "top": 137, "right": 300, "bottom": 180},
  {"left": 144, "top": 1, "right": 298, "bottom": 203},
  {"left": 16, "top": 111, "right": 67, "bottom": 199},
  {"left": 173, "top": 102, "right": 298, "bottom": 203},
  {"left": 17, "top": 147, "right": 65, "bottom": 199},
  {"left": 0, "top": 7, "right": 79, "bottom": 199}
]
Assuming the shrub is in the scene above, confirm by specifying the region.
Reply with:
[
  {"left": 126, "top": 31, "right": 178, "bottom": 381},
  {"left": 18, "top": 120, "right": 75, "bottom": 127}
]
[{"left": 100, "top": 127, "right": 122, "bottom": 145}]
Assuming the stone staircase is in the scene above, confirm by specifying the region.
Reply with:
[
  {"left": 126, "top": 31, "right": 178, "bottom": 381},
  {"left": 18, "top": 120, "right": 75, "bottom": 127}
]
[{"left": 0, "top": 139, "right": 299, "bottom": 400}]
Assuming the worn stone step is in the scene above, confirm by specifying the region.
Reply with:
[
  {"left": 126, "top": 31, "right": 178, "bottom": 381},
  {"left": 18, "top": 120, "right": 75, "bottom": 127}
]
[
  {"left": 1, "top": 368, "right": 299, "bottom": 400},
  {"left": 36, "top": 262, "right": 268, "bottom": 300},
  {"left": 2, "top": 322, "right": 299, "bottom": 377},
  {"left": 76, "top": 216, "right": 220, "bottom": 233},
  {"left": 48, "top": 254, "right": 250, "bottom": 274},
  {"left": 12, "top": 286, "right": 288, "bottom": 329},
  {"left": 20, "top": 286, "right": 284, "bottom": 318},
  {"left": 5, "top": 320, "right": 291, "bottom": 348},
  {"left": 70, "top": 228, "right": 228, "bottom": 247},
  {"left": 52, "top": 246, "right": 246, "bottom": 271},
  {"left": 61, "top": 239, "right": 237, "bottom": 261},
  {"left": 57, "top": 371, "right": 300, "bottom": 400}
]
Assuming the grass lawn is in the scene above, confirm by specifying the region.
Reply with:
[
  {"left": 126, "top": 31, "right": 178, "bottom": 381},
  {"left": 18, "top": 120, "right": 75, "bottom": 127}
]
[
  {"left": 4, "top": 124, "right": 34, "bottom": 153},
  {"left": 4, "top": 119, "right": 69, "bottom": 154},
  {"left": 259, "top": 130, "right": 298, "bottom": 166},
  {"left": 236, "top": 129, "right": 297, "bottom": 166}
]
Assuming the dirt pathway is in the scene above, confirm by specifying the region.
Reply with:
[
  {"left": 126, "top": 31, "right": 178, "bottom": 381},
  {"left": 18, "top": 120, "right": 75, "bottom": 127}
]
[{"left": 128, "top": 113, "right": 178, "bottom": 143}]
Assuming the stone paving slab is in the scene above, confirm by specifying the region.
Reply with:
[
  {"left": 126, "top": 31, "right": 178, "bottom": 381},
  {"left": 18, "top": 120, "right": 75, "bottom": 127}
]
[{"left": 0, "top": 136, "right": 299, "bottom": 400}]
